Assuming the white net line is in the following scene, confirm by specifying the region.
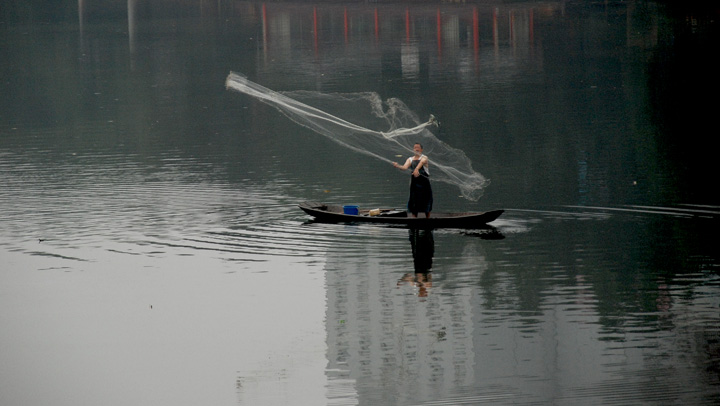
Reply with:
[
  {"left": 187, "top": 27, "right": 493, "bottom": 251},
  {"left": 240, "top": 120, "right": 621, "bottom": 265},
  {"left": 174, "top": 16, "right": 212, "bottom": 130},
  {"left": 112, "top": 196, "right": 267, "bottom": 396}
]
[{"left": 225, "top": 72, "right": 489, "bottom": 200}]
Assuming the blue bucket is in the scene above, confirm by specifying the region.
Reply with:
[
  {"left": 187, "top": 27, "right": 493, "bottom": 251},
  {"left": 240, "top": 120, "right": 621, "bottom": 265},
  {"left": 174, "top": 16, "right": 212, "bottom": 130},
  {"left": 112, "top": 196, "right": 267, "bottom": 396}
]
[{"left": 343, "top": 205, "right": 359, "bottom": 215}]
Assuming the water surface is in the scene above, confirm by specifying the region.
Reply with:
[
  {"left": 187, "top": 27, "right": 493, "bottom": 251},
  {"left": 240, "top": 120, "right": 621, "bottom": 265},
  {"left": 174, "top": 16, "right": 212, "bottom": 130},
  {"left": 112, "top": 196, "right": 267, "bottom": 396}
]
[{"left": 1, "top": 1, "right": 719, "bottom": 405}]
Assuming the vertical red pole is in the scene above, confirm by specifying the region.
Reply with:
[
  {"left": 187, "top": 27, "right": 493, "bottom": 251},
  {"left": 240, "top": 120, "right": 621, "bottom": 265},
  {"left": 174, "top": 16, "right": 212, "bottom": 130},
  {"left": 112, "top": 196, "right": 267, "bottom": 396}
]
[
  {"left": 344, "top": 8, "right": 349, "bottom": 44},
  {"left": 473, "top": 7, "right": 479, "bottom": 68},
  {"left": 405, "top": 8, "right": 410, "bottom": 43},
  {"left": 510, "top": 11, "right": 515, "bottom": 47},
  {"left": 473, "top": 8, "right": 479, "bottom": 51},
  {"left": 436, "top": 8, "right": 442, "bottom": 58},
  {"left": 529, "top": 9, "right": 534, "bottom": 44},
  {"left": 492, "top": 8, "right": 498, "bottom": 53},
  {"left": 262, "top": 4, "right": 268, "bottom": 39},
  {"left": 262, "top": 3, "right": 268, "bottom": 55},
  {"left": 313, "top": 7, "right": 319, "bottom": 55},
  {"left": 374, "top": 8, "right": 379, "bottom": 41}
]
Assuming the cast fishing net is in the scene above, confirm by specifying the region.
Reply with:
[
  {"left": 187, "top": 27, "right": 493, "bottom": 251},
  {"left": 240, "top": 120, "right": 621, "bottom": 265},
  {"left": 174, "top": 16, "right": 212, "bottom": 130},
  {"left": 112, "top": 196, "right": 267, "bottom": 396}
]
[{"left": 225, "top": 72, "right": 489, "bottom": 201}]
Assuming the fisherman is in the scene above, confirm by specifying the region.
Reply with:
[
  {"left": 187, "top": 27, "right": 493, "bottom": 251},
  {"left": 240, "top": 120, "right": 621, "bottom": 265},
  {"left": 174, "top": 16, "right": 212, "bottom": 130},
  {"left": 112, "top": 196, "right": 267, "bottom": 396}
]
[{"left": 393, "top": 143, "right": 433, "bottom": 218}]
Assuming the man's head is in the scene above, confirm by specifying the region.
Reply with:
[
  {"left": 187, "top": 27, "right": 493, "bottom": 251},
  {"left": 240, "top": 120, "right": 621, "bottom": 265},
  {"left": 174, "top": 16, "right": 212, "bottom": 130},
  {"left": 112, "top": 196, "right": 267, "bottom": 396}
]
[{"left": 413, "top": 143, "right": 423, "bottom": 156}]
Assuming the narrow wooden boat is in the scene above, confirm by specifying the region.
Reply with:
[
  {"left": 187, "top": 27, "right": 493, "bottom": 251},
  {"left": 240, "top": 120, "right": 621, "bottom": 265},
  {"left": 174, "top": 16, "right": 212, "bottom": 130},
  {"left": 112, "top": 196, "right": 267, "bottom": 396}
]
[{"left": 299, "top": 201, "right": 503, "bottom": 229}]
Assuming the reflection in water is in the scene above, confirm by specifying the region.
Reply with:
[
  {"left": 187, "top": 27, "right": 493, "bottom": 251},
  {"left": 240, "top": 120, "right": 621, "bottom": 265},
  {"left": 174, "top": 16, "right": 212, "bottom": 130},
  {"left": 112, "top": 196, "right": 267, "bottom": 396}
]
[
  {"left": 127, "top": 0, "right": 138, "bottom": 58},
  {"left": 398, "top": 229, "right": 434, "bottom": 297},
  {"left": 409, "top": 229, "right": 434, "bottom": 273},
  {"left": 2, "top": 1, "right": 719, "bottom": 405},
  {"left": 324, "top": 230, "right": 480, "bottom": 406},
  {"left": 252, "top": 1, "right": 544, "bottom": 89},
  {"left": 462, "top": 226, "right": 505, "bottom": 240}
]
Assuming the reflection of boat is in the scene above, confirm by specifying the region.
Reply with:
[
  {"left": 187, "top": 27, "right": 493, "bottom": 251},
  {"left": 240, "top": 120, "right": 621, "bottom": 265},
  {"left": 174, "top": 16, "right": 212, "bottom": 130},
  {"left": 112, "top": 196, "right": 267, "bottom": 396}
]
[{"left": 299, "top": 201, "right": 503, "bottom": 229}]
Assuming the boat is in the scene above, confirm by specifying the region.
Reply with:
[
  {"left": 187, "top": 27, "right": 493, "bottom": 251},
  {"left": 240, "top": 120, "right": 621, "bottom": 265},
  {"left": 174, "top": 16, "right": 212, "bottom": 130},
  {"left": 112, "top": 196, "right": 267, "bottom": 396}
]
[{"left": 299, "top": 201, "right": 503, "bottom": 229}]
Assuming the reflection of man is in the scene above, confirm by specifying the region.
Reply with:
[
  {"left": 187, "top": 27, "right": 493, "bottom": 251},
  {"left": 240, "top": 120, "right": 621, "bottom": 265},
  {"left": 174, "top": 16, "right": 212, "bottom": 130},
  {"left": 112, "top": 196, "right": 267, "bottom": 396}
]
[
  {"left": 398, "top": 272, "right": 432, "bottom": 298},
  {"left": 398, "top": 229, "right": 435, "bottom": 297},
  {"left": 410, "top": 229, "right": 434, "bottom": 273}
]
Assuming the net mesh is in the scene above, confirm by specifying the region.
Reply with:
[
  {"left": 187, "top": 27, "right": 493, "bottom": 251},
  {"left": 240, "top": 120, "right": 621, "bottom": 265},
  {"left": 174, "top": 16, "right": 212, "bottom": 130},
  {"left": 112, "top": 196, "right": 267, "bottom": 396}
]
[{"left": 225, "top": 72, "right": 489, "bottom": 200}]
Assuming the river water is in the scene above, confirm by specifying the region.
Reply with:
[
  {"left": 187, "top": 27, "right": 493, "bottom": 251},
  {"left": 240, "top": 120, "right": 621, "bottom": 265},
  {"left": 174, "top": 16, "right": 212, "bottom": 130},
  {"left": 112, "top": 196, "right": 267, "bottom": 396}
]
[{"left": 1, "top": 1, "right": 718, "bottom": 405}]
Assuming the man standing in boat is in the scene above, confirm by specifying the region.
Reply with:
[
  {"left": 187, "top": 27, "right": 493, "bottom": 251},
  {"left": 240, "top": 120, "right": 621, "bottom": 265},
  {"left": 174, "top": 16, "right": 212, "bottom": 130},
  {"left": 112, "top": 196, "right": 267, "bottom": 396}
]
[{"left": 393, "top": 143, "right": 433, "bottom": 218}]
